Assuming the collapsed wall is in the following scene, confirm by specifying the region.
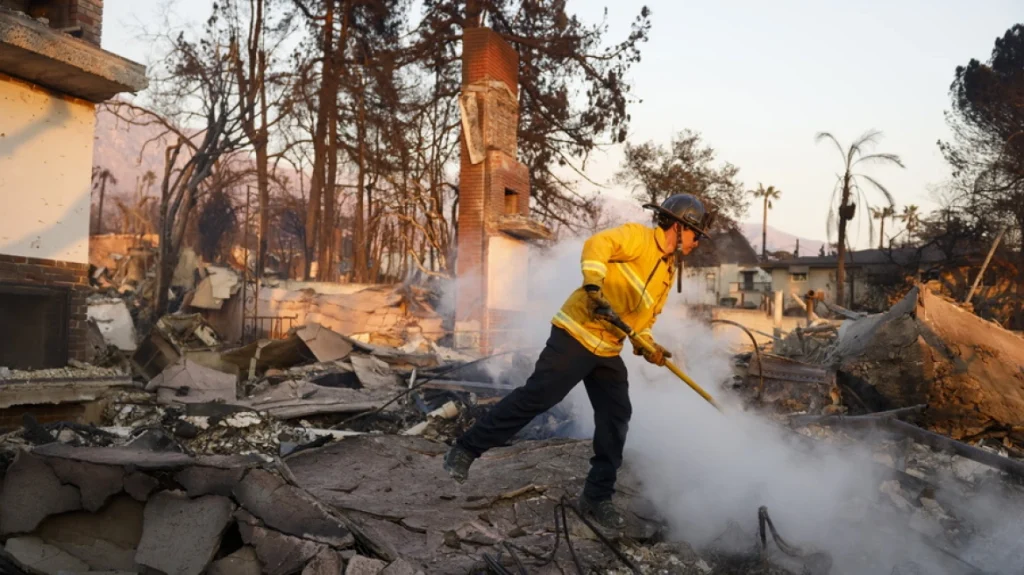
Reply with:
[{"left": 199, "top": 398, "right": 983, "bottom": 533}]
[{"left": 829, "top": 286, "right": 1024, "bottom": 441}]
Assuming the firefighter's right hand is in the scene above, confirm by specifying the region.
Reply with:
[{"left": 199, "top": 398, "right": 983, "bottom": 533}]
[{"left": 584, "top": 285, "right": 612, "bottom": 319}]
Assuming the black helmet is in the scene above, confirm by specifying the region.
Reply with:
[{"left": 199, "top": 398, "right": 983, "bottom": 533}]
[{"left": 643, "top": 194, "right": 715, "bottom": 239}]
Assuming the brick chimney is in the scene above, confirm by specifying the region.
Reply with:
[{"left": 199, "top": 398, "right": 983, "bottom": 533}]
[
  {"left": 455, "top": 27, "right": 550, "bottom": 352},
  {"left": 11, "top": 0, "right": 104, "bottom": 45},
  {"left": 69, "top": 0, "right": 102, "bottom": 45}
]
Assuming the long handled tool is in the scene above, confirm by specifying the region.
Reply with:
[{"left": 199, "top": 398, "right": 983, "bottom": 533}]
[{"left": 597, "top": 307, "right": 724, "bottom": 413}]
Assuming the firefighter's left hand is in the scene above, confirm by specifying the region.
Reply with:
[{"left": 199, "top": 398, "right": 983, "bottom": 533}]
[{"left": 633, "top": 336, "right": 672, "bottom": 366}]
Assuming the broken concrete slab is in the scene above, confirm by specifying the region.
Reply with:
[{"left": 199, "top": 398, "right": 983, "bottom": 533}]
[
  {"left": 296, "top": 323, "right": 355, "bottom": 363},
  {"left": 175, "top": 465, "right": 246, "bottom": 498},
  {"left": 32, "top": 443, "right": 264, "bottom": 470},
  {"left": 208, "top": 546, "right": 263, "bottom": 575},
  {"left": 301, "top": 548, "right": 345, "bottom": 575},
  {"left": 345, "top": 555, "right": 387, "bottom": 575},
  {"left": 4, "top": 536, "right": 90, "bottom": 575},
  {"left": 350, "top": 355, "right": 402, "bottom": 389},
  {"left": 146, "top": 358, "right": 238, "bottom": 405},
  {"left": 236, "top": 511, "right": 325, "bottom": 575},
  {"left": 0, "top": 451, "right": 81, "bottom": 535},
  {"left": 380, "top": 558, "right": 420, "bottom": 575},
  {"left": 135, "top": 491, "right": 235, "bottom": 575},
  {"left": 122, "top": 471, "right": 159, "bottom": 501},
  {"left": 46, "top": 458, "right": 123, "bottom": 512},
  {"left": 830, "top": 286, "right": 1024, "bottom": 441},
  {"left": 233, "top": 469, "right": 354, "bottom": 548},
  {"left": 288, "top": 436, "right": 654, "bottom": 574},
  {"left": 243, "top": 380, "right": 397, "bottom": 420},
  {"left": 35, "top": 495, "right": 143, "bottom": 571}
]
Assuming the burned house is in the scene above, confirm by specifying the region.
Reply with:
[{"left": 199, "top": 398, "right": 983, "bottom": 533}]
[
  {"left": 0, "top": 1, "right": 147, "bottom": 371},
  {"left": 455, "top": 27, "right": 551, "bottom": 352}
]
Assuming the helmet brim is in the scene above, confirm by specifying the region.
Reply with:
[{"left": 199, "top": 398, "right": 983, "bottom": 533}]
[{"left": 643, "top": 203, "right": 712, "bottom": 239}]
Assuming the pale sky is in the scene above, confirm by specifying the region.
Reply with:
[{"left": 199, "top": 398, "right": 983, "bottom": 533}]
[{"left": 102, "top": 0, "right": 1022, "bottom": 247}]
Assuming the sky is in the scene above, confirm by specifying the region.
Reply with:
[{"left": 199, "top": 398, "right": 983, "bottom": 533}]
[{"left": 101, "top": 0, "right": 1022, "bottom": 248}]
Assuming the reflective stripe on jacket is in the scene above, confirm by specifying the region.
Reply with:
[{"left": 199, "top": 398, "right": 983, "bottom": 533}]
[{"left": 551, "top": 223, "right": 674, "bottom": 357}]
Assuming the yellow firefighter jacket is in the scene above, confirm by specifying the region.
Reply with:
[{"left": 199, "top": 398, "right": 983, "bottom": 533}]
[{"left": 551, "top": 223, "right": 674, "bottom": 357}]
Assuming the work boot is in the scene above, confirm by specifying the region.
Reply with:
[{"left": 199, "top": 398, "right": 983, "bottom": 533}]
[
  {"left": 578, "top": 494, "right": 626, "bottom": 531},
  {"left": 443, "top": 444, "right": 475, "bottom": 483}
]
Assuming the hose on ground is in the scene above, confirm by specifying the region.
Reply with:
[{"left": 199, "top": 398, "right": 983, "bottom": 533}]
[{"left": 709, "top": 319, "right": 765, "bottom": 401}]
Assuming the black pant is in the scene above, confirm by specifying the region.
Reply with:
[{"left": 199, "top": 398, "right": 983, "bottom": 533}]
[{"left": 457, "top": 326, "right": 631, "bottom": 501}]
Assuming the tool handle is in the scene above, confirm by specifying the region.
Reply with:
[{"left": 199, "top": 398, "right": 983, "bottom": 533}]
[{"left": 597, "top": 309, "right": 724, "bottom": 413}]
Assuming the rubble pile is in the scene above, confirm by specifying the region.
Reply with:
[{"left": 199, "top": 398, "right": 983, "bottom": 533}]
[
  {"left": 9, "top": 280, "right": 1024, "bottom": 573},
  {"left": 0, "top": 444, "right": 399, "bottom": 575},
  {"left": 826, "top": 286, "right": 1024, "bottom": 443}
]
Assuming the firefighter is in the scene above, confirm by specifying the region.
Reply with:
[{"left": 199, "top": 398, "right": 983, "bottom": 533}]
[{"left": 443, "top": 194, "right": 713, "bottom": 530}]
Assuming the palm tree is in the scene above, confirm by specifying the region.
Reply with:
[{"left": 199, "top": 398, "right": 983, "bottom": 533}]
[
  {"left": 816, "top": 130, "right": 904, "bottom": 305},
  {"left": 91, "top": 166, "right": 118, "bottom": 235},
  {"left": 751, "top": 184, "right": 782, "bottom": 260},
  {"left": 900, "top": 204, "right": 921, "bottom": 245},
  {"left": 871, "top": 205, "right": 896, "bottom": 249}
]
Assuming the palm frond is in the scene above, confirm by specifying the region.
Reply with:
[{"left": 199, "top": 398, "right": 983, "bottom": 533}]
[
  {"left": 848, "top": 129, "right": 883, "bottom": 167},
  {"left": 856, "top": 173, "right": 896, "bottom": 206},
  {"left": 854, "top": 153, "right": 905, "bottom": 169},
  {"left": 852, "top": 129, "right": 883, "bottom": 150},
  {"left": 815, "top": 132, "right": 847, "bottom": 164}
]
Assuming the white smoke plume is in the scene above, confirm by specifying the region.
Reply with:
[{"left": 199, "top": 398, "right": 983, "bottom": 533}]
[{"left": 482, "top": 235, "right": 1024, "bottom": 574}]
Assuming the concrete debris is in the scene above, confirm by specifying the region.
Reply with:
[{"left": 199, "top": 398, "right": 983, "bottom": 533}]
[
  {"left": 0, "top": 451, "right": 82, "bottom": 535},
  {"left": 46, "top": 457, "right": 124, "bottom": 512},
  {"left": 4, "top": 536, "right": 90, "bottom": 575},
  {"left": 233, "top": 468, "right": 354, "bottom": 548},
  {"left": 236, "top": 510, "right": 325, "bottom": 575},
  {"left": 207, "top": 546, "right": 262, "bottom": 575},
  {"left": 35, "top": 495, "right": 143, "bottom": 571},
  {"left": 302, "top": 548, "right": 345, "bottom": 575},
  {"left": 345, "top": 555, "right": 387, "bottom": 575},
  {"left": 296, "top": 323, "right": 356, "bottom": 363},
  {"left": 379, "top": 558, "right": 422, "bottom": 575},
  {"left": 135, "top": 491, "right": 235, "bottom": 575},
  {"left": 145, "top": 358, "right": 238, "bottom": 405},
  {"left": 350, "top": 354, "right": 402, "bottom": 389},
  {"left": 12, "top": 281, "right": 1024, "bottom": 575}
]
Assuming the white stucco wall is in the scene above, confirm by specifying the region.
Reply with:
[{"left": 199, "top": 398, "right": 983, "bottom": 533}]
[
  {"left": 486, "top": 234, "right": 529, "bottom": 312},
  {"left": 0, "top": 76, "right": 95, "bottom": 263}
]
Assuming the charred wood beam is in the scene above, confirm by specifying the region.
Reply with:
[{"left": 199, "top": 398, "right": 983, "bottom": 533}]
[
  {"left": 793, "top": 406, "right": 1024, "bottom": 481},
  {"left": 788, "top": 404, "right": 927, "bottom": 428}
]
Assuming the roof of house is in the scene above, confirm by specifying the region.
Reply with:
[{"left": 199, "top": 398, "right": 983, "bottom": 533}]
[
  {"left": 687, "top": 227, "right": 760, "bottom": 268},
  {"left": 759, "top": 245, "right": 970, "bottom": 270}
]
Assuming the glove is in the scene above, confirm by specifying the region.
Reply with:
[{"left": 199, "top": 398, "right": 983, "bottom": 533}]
[
  {"left": 584, "top": 285, "right": 612, "bottom": 319},
  {"left": 633, "top": 335, "right": 672, "bottom": 366}
]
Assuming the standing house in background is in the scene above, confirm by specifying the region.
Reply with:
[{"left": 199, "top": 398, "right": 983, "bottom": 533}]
[
  {"left": 683, "top": 227, "right": 770, "bottom": 308},
  {"left": 455, "top": 27, "right": 551, "bottom": 351},
  {"left": 0, "top": 0, "right": 146, "bottom": 368}
]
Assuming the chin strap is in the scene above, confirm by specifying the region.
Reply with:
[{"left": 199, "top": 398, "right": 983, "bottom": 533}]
[{"left": 675, "top": 226, "right": 684, "bottom": 293}]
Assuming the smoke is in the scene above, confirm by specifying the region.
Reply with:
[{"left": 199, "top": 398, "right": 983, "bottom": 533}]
[{"left": 480, "top": 234, "right": 1024, "bottom": 574}]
